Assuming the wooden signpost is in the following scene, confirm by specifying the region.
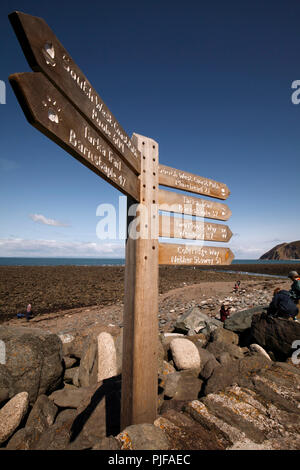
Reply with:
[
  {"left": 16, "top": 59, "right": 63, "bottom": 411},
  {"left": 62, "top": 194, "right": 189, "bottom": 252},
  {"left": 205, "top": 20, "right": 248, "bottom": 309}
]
[
  {"left": 158, "top": 189, "right": 232, "bottom": 221},
  {"left": 159, "top": 164, "right": 230, "bottom": 199},
  {"left": 9, "top": 72, "right": 140, "bottom": 200},
  {"left": 121, "top": 134, "right": 159, "bottom": 428},
  {"left": 159, "top": 215, "right": 233, "bottom": 242},
  {"left": 9, "top": 11, "right": 234, "bottom": 432},
  {"left": 159, "top": 244, "right": 234, "bottom": 266},
  {"left": 9, "top": 11, "right": 141, "bottom": 176}
]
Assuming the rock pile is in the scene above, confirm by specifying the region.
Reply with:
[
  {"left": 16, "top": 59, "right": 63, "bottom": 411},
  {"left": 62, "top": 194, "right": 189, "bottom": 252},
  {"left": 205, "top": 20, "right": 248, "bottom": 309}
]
[
  {"left": 0, "top": 324, "right": 123, "bottom": 449},
  {"left": 158, "top": 284, "right": 274, "bottom": 331},
  {"left": 0, "top": 304, "right": 299, "bottom": 450}
]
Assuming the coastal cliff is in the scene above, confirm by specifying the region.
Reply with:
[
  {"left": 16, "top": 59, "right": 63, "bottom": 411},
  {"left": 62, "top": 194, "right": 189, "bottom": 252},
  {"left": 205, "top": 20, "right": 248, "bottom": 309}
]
[{"left": 260, "top": 240, "right": 300, "bottom": 260}]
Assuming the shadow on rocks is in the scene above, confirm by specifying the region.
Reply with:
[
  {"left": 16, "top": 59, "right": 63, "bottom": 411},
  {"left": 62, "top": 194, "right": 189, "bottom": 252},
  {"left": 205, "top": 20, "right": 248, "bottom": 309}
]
[
  {"left": 69, "top": 375, "right": 121, "bottom": 443},
  {"left": 238, "top": 328, "right": 254, "bottom": 348}
]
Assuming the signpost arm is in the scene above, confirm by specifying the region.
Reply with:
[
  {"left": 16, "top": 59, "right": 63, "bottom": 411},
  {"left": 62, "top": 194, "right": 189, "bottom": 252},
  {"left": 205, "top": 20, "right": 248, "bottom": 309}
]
[{"left": 121, "top": 134, "right": 159, "bottom": 429}]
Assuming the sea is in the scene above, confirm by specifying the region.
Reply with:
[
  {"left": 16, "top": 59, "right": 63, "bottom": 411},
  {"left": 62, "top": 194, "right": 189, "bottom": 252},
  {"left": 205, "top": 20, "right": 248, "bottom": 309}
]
[
  {"left": 0, "top": 258, "right": 299, "bottom": 267},
  {"left": 1, "top": 257, "right": 299, "bottom": 281}
]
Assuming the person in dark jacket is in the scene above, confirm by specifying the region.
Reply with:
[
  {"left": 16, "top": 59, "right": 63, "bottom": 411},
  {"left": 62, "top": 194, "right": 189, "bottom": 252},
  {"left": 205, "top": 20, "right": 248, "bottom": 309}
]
[
  {"left": 220, "top": 304, "right": 231, "bottom": 322},
  {"left": 267, "top": 288, "right": 298, "bottom": 319},
  {"left": 288, "top": 271, "right": 300, "bottom": 319}
]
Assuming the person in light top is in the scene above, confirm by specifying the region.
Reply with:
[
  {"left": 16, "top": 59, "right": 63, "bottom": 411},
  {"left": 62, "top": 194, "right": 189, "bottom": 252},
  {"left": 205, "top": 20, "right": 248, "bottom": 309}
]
[{"left": 26, "top": 303, "right": 33, "bottom": 322}]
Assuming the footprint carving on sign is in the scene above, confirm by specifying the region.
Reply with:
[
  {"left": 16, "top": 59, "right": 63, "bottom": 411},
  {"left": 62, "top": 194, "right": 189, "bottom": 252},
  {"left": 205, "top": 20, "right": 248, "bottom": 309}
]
[
  {"left": 42, "top": 96, "right": 62, "bottom": 124},
  {"left": 42, "top": 42, "right": 56, "bottom": 67}
]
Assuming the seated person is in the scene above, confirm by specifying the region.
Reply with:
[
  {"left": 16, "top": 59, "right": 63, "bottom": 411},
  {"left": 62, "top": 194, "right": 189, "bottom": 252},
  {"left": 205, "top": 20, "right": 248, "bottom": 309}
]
[
  {"left": 288, "top": 271, "right": 300, "bottom": 302},
  {"left": 220, "top": 304, "right": 231, "bottom": 322},
  {"left": 267, "top": 288, "right": 298, "bottom": 320},
  {"left": 26, "top": 303, "right": 33, "bottom": 321},
  {"left": 288, "top": 271, "right": 300, "bottom": 319}
]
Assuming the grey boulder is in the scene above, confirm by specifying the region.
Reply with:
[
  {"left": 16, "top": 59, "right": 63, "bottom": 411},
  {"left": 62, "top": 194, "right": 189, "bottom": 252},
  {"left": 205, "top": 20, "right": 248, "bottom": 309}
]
[
  {"left": 163, "top": 370, "right": 203, "bottom": 401},
  {"left": 117, "top": 423, "right": 170, "bottom": 450},
  {"left": 175, "top": 307, "right": 222, "bottom": 335},
  {"left": 0, "top": 392, "right": 29, "bottom": 445},
  {"left": 6, "top": 394, "right": 58, "bottom": 450},
  {"left": 251, "top": 312, "right": 300, "bottom": 360},
  {"left": 224, "top": 306, "right": 268, "bottom": 333},
  {"left": 0, "top": 364, "right": 14, "bottom": 406},
  {"left": 0, "top": 326, "right": 63, "bottom": 404}
]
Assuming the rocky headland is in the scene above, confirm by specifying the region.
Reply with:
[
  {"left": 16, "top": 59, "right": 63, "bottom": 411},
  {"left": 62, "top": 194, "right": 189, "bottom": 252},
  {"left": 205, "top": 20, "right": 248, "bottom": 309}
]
[{"left": 260, "top": 240, "right": 300, "bottom": 260}]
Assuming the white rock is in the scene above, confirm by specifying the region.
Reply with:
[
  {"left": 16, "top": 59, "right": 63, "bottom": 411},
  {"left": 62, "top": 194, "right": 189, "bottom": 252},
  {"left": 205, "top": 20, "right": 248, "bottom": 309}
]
[
  {"left": 170, "top": 338, "right": 201, "bottom": 370},
  {"left": 250, "top": 344, "right": 272, "bottom": 361},
  {"left": 187, "top": 329, "right": 196, "bottom": 336},
  {"left": 163, "top": 333, "right": 184, "bottom": 338},
  {"left": 58, "top": 333, "right": 74, "bottom": 344},
  {"left": 0, "top": 340, "right": 5, "bottom": 365},
  {"left": 97, "top": 332, "right": 118, "bottom": 382},
  {"left": 229, "top": 438, "right": 273, "bottom": 450},
  {"left": 0, "top": 392, "right": 29, "bottom": 444}
]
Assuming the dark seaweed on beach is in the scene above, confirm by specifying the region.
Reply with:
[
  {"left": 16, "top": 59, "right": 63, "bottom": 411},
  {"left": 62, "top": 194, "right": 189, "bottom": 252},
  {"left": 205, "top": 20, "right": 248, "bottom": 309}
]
[{"left": 0, "top": 264, "right": 299, "bottom": 322}]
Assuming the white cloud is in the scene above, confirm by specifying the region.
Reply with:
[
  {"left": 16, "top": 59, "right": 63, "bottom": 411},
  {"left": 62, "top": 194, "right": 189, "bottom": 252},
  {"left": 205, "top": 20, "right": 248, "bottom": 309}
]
[
  {"left": 0, "top": 236, "right": 290, "bottom": 260},
  {"left": 266, "top": 238, "right": 286, "bottom": 245},
  {"left": 229, "top": 236, "right": 292, "bottom": 260},
  {"left": 29, "top": 214, "right": 70, "bottom": 227},
  {"left": 230, "top": 243, "right": 275, "bottom": 259},
  {"left": 0, "top": 238, "right": 125, "bottom": 258}
]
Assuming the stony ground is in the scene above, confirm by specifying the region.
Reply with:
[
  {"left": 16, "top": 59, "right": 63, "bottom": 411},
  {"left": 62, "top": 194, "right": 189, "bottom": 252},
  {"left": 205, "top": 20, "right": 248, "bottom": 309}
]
[
  {"left": 1, "top": 263, "right": 297, "bottom": 322},
  {"left": 1, "top": 269, "right": 299, "bottom": 451},
  {"left": 3, "top": 278, "right": 291, "bottom": 335}
]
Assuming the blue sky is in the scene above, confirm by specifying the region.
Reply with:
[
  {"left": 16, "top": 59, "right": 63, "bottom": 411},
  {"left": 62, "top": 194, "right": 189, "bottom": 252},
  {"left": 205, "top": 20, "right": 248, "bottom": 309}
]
[{"left": 0, "top": 0, "right": 300, "bottom": 259}]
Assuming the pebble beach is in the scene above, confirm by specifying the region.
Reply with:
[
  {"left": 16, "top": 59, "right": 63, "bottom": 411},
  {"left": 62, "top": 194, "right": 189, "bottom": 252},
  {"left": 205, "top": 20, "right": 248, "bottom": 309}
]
[{"left": 0, "top": 263, "right": 298, "bottom": 329}]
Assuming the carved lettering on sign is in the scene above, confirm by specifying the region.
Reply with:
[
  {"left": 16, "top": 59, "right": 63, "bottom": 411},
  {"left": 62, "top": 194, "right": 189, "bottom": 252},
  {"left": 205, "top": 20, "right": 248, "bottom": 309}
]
[
  {"left": 9, "top": 11, "right": 141, "bottom": 174},
  {"left": 158, "top": 190, "right": 231, "bottom": 221},
  {"left": 9, "top": 72, "right": 139, "bottom": 200},
  {"left": 159, "top": 165, "right": 230, "bottom": 200},
  {"left": 159, "top": 243, "right": 234, "bottom": 265}
]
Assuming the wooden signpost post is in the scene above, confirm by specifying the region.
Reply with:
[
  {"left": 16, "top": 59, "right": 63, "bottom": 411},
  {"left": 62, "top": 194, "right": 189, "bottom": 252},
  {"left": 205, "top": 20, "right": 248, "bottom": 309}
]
[
  {"left": 9, "top": 11, "right": 234, "bottom": 432},
  {"left": 121, "top": 134, "right": 159, "bottom": 429}
]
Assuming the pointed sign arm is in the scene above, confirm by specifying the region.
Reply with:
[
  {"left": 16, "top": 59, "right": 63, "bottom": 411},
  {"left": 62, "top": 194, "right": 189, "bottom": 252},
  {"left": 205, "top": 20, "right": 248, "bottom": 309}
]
[
  {"left": 159, "top": 164, "right": 230, "bottom": 200},
  {"left": 9, "top": 10, "right": 141, "bottom": 175},
  {"left": 9, "top": 72, "right": 140, "bottom": 200}
]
